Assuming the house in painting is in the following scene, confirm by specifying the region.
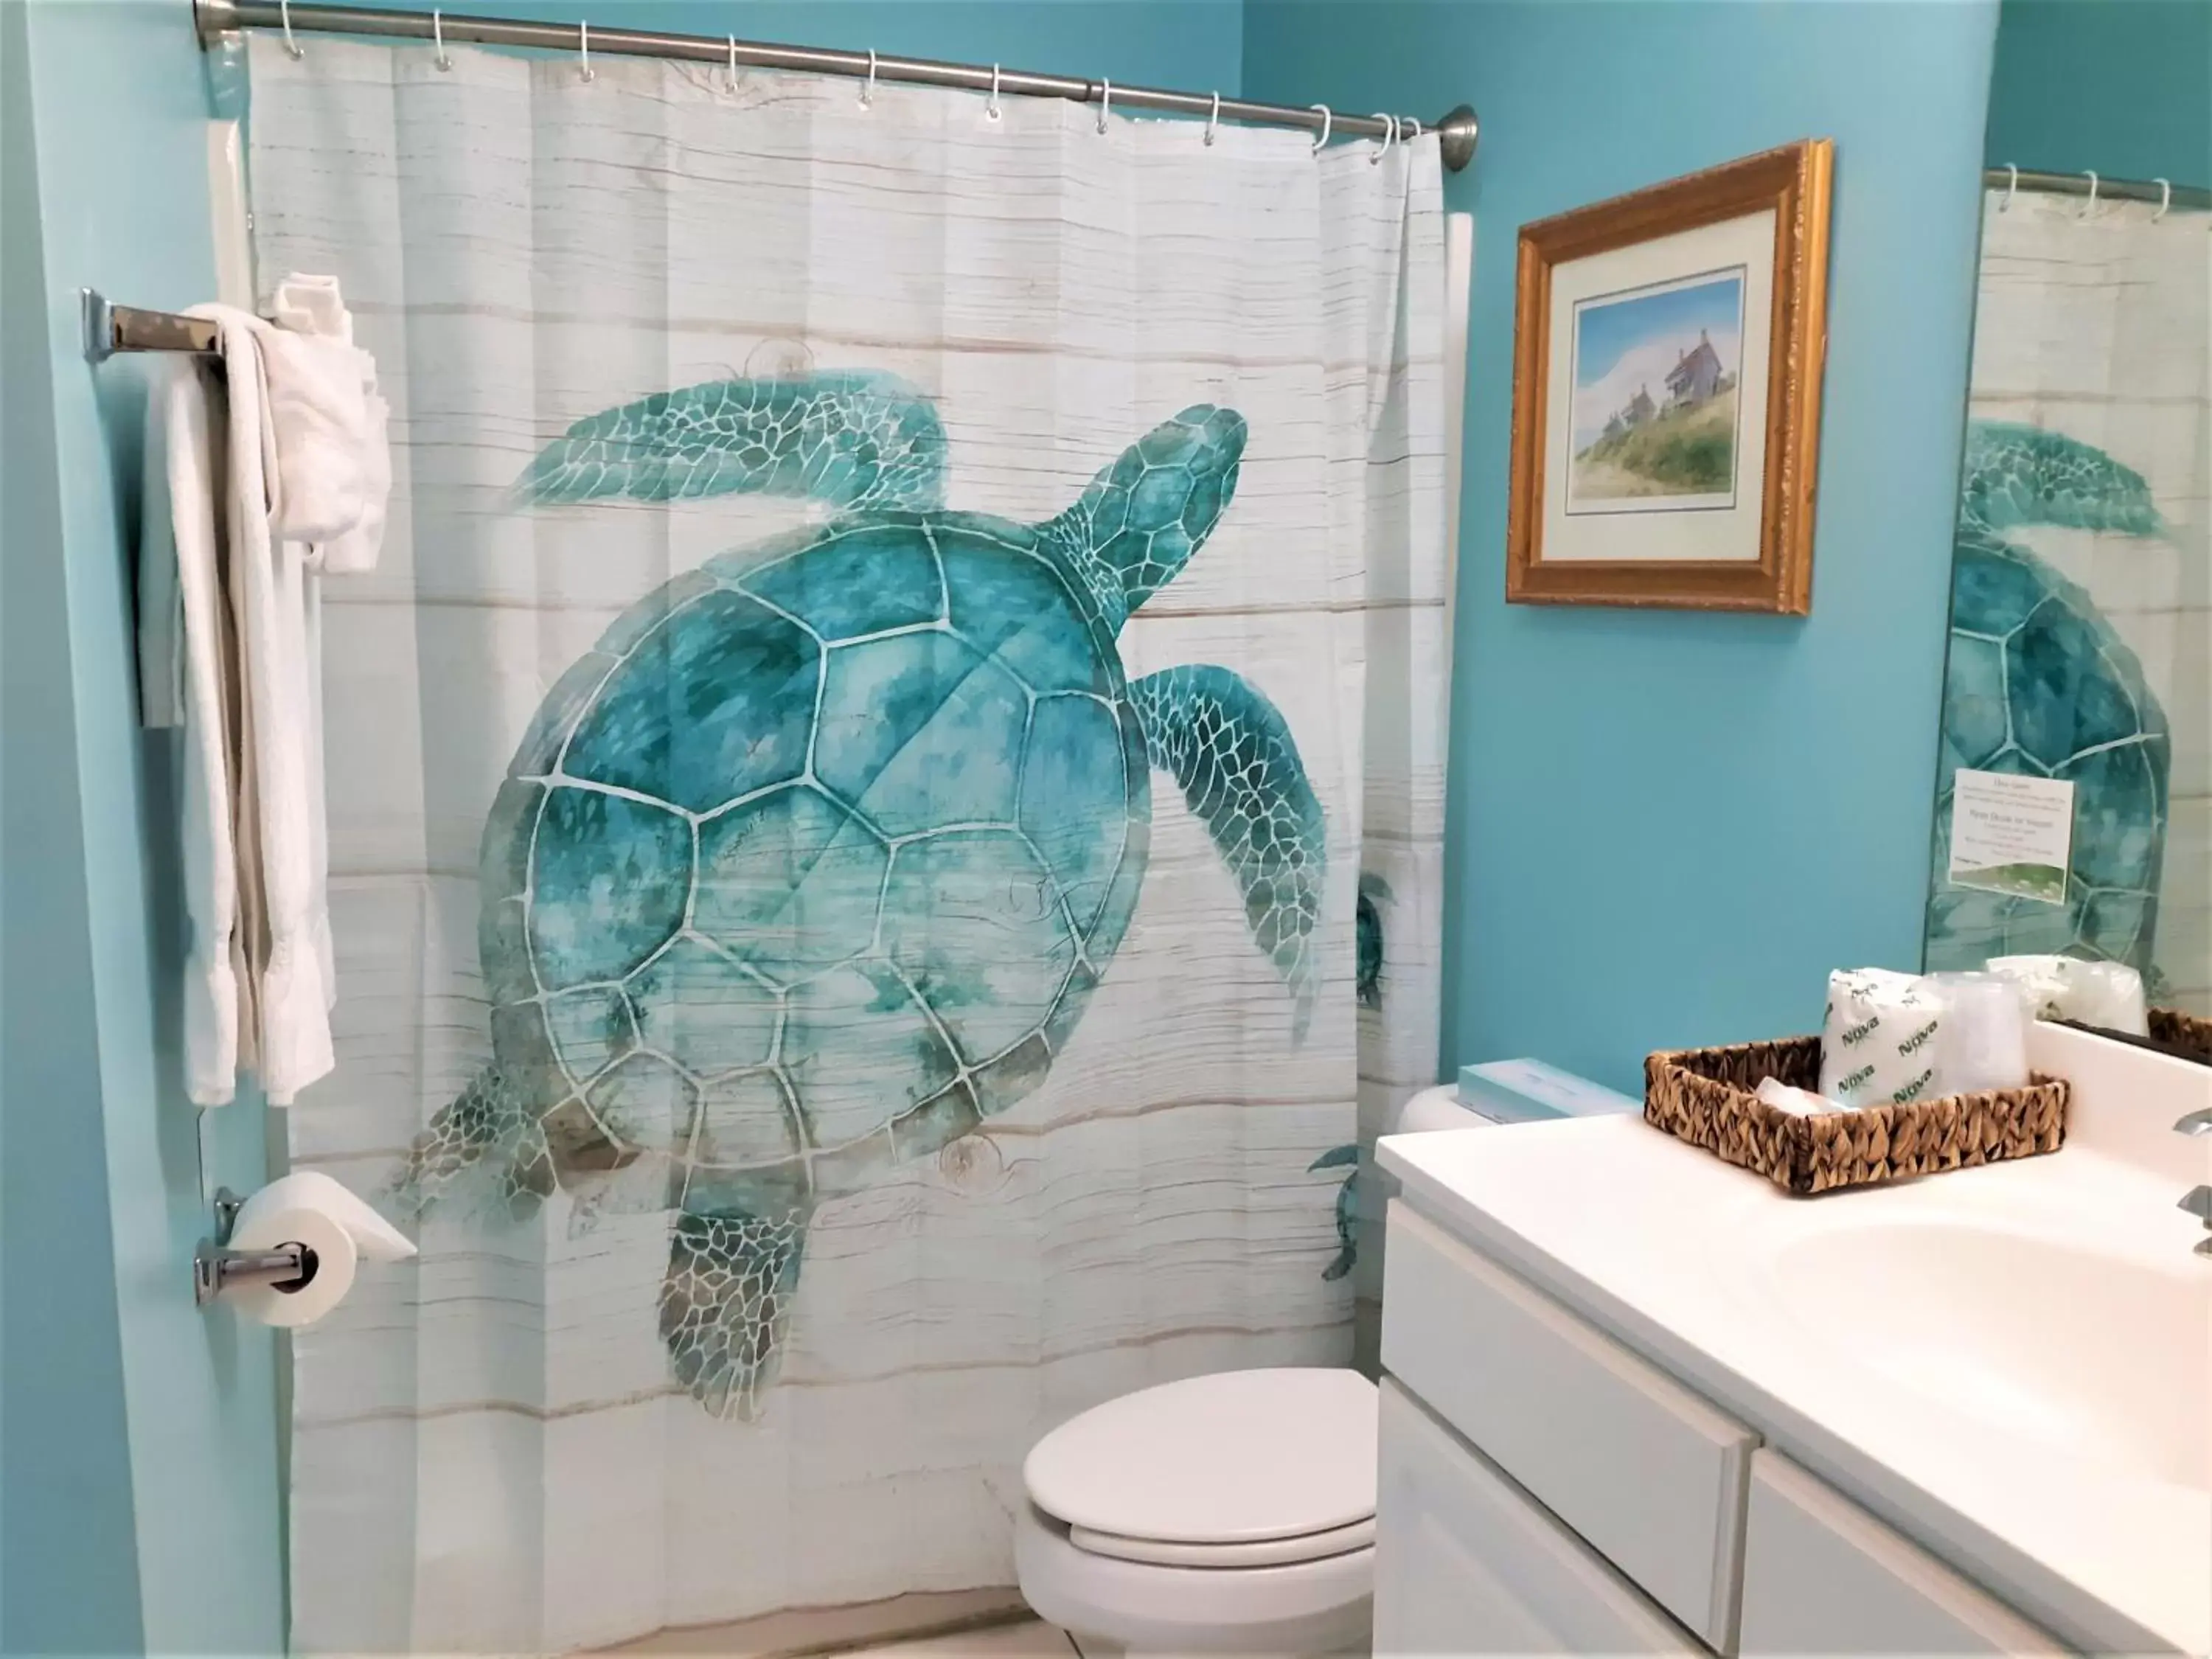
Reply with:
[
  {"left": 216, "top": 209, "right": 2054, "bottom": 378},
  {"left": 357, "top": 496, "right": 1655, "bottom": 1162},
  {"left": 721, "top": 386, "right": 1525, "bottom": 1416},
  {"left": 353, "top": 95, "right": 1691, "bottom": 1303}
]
[
  {"left": 1665, "top": 329, "right": 1724, "bottom": 407},
  {"left": 1624, "top": 385, "right": 1657, "bottom": 428}
]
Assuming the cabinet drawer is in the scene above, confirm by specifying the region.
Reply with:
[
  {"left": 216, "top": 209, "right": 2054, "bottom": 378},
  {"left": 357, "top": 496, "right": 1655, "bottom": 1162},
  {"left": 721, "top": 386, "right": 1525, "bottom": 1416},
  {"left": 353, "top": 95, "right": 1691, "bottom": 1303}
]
[
  {"left": 1382, "top": 1201, "right": 1756, "bottom": 1652},
  {"left": 1377, "top": 1378, "right": 1702, "bottom": 1656},
  {"left": 1740, "top": 1452, "right": 2058, "bottom": 1655}
]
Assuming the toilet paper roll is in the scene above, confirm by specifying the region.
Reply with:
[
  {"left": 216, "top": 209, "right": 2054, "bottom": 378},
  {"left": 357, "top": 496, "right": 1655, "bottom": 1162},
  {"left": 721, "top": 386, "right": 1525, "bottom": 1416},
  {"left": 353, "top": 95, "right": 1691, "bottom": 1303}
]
[{"left": 225, "top": 1171, "right": 415, "bottom": 1328}]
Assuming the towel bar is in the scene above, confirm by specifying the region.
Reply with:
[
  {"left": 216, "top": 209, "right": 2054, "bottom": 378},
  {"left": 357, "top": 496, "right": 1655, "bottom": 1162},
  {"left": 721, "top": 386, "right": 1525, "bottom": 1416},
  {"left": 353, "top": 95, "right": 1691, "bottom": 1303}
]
[{"left": 82, "top": 288, "right": 221, "bottom": 364}]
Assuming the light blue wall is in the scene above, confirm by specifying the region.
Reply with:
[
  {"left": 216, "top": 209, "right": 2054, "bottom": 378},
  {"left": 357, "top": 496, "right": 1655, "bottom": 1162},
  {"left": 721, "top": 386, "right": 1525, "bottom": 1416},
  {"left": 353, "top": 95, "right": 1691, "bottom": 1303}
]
[
  {"left": 1245, "top": 0, "right": 2000, "bottom": 1093},
  {"left": 1986, "top": 0, "right": 2211, "bottom": 187},
  {"left": 2, "top": 1, "right": 1237, "bottom": 1653},
  {"left": 339, "top": 0, "right": 1245, "bottom": 92},
  {"left": 7, "top": 1, "right": 286, "bottom": 1652},
  {"left": 2, "top": 4, "right": 149, "bottom": 1651}
]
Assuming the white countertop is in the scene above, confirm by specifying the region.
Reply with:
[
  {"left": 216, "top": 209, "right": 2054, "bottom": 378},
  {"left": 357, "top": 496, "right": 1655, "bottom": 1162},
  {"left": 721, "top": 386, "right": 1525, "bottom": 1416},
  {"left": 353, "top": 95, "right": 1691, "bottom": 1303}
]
[{"left": 1378, "top": 1027, "right": 2212, "bottom": 1656}]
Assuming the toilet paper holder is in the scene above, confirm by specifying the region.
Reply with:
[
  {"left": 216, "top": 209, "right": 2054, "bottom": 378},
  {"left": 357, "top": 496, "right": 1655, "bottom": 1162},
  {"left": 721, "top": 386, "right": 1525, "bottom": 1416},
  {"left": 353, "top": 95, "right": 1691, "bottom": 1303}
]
[{"left": 193, "top": 1186, "right": 319, "bottom": 1308}]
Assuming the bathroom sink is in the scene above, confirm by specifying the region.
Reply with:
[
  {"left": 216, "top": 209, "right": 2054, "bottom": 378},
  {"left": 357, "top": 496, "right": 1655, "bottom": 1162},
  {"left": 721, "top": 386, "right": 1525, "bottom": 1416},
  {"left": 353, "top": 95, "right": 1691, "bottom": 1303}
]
[{"left": 1768, "top": 1220, "right": 2211, "bottom": 1492}]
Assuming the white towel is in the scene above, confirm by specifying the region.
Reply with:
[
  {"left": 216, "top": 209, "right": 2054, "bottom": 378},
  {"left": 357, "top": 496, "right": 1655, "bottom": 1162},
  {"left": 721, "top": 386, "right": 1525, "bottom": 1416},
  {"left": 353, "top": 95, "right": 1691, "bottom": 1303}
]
[
  {"left": 140, "top": 361, "right": 246, "bottom": 1105},
  {"left": 198, "top": 302, "right": 338, "bottom": 1105},
  {"left": 140, "top": 279, "right": 389, "bottom": 1107}
]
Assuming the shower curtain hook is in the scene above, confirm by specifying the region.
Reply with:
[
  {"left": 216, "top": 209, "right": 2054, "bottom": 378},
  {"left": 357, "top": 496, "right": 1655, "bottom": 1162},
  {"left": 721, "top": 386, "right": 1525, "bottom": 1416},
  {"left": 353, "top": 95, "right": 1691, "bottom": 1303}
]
[
  {"left": 279, "top": 0, "right": 303, "bottom": 59},
  {"left": 2153, "top": 178, "right": 2172, "bottom": 221},
  {"left": 1204, "top": 91, "right": 1220, "bottom": 147},
  {"left": 432, "top": 9, "right": 450, "bottom": 71},
  {"left": 1096, "top": 80, "right": 1110, "bottom": 135},
  {"left": 2000, "top": 164, "right": 2017, "bottom": 211},
  {"left": 577, "top": 19, "right": 593, "bottom": 82},
  {"left": 726, "top": 35, "right": 738, "bottom": 94},
  {"left": 859, "top": 49, "right": 876, "bottom": 108},
  {"left": 986, "top": 63, "right": 1001, "bottom": 122},
  {"left": 1310, "top": 105, "right": 1331, "bottom": 153},
  {"left": 1368, "top": 111, "right": 1395, "bottom": 164},
  {"left": 2079, "top": 170, "right": 2098, "bottom": 218},
  {"left": 1401, "top": 116, "right": 1422, "bottom": 141}
]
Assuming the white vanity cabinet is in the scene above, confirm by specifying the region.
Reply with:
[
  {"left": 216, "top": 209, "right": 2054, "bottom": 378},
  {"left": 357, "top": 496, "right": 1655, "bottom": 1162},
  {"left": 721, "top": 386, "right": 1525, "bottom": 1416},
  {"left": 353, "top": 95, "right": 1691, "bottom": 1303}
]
[
  {"left": 1376, "top": 1378, "right": 1703, "bottom": 1655},
  {"left": 1375, "top": 1197, "right": 2064, "bottom": 1657},
  {"left": 1739, "top": 1451, "right": 2059, "bottom": 1655}
]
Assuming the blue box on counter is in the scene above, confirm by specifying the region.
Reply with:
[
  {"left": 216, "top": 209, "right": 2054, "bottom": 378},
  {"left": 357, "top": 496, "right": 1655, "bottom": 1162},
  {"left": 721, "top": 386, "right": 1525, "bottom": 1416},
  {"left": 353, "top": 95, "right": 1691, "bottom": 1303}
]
[{"left": 1455, "top": 1059, "right": 1641, "bottom": 1124}]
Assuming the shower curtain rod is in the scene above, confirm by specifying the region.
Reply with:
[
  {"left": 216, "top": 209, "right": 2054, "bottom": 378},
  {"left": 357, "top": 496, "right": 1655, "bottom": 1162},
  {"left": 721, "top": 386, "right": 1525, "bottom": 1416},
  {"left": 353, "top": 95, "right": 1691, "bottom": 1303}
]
[
  {"left": 1986, "top": 165, "right": 2210, "bottom": 212},
  {"left": 192, "top": 0, "right": 1480, "bottom": 170}
]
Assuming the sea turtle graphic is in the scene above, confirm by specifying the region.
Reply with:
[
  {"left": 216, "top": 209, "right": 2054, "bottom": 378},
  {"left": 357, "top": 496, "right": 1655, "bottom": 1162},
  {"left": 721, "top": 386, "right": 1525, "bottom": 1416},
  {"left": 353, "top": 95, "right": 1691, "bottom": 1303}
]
[
  {"left": 1928, "top": 422, "right": 2171, "bottom": 977},
  {"left": 397, "top": 372, "right": 1326, "bottom": 1419}
]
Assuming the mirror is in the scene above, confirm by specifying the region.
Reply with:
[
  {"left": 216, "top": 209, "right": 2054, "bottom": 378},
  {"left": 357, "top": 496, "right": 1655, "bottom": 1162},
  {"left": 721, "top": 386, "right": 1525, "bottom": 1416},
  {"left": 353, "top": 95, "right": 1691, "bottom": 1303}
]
[{"left": 1922, "top": 1, "right": 2209, "bottom": 1065}]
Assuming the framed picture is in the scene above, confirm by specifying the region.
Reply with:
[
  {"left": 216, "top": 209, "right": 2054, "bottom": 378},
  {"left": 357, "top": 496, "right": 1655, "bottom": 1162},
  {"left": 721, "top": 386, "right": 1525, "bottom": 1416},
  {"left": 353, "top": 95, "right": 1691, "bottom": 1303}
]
[{"left": 1506, "top": 139, "right": 1834, "bottom": 612}]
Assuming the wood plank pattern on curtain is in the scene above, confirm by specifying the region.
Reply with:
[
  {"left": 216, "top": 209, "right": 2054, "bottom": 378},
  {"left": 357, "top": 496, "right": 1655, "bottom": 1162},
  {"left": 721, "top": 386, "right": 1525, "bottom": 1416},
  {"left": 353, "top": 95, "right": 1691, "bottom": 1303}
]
[{"left": 246, "top": 35, "right": 1447, "bottom": 1655}]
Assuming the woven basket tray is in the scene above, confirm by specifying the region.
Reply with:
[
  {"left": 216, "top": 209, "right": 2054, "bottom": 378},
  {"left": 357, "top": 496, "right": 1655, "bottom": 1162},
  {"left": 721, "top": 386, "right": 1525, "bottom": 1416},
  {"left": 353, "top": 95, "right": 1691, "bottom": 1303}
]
[
  {"left": 2150, "top": 1006, "right": 2212, "bottom": 1066},
  {"left": 1644, "top": 1035, "right": 2069, "bottom": 1195}
]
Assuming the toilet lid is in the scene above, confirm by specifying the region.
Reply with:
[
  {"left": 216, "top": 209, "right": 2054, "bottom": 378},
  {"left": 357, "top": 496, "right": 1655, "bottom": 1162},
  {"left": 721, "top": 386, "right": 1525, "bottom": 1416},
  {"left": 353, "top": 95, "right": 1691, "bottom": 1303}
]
[{"left": 1023, "top": 1368, "right": 1378, "bottom": 1545}]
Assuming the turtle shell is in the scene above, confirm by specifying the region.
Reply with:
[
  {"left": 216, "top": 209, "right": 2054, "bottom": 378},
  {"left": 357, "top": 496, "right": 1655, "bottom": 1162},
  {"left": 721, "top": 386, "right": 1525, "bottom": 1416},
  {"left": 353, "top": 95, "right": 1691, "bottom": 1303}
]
[
  {"left": 1928, "top": 526, "right": 2170, "bottom": 968},
  {"left": 475, "top": 511, "right": 1152, "bottom": 1216}
]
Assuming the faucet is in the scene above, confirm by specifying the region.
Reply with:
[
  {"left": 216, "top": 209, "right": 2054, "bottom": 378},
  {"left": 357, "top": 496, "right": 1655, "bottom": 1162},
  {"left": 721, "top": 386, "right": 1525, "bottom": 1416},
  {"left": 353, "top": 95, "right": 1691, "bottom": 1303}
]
[{"left": 2177, "top": 1109, "right": 2212, "bottom": 1257}]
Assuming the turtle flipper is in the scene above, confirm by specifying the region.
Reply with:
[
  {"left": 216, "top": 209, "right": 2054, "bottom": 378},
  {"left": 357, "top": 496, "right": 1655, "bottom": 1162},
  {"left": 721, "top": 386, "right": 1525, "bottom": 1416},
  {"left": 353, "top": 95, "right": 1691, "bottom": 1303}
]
[
  {"left": 1355, "top": 872, "right": 1391, "bottom": 1010},
  {"left": 389, "top": 1064, "right": 554, "bottom": 1222},
  {"left": 1130, "top": 664, "right": 1325, "bottom": 1040},
  {"left": 1961, "top": 422, "right": 2163, "bottom": 536},
  {"left": 512, "top": 371, "right": 947, "bottom": 512},
  {"left": 1308, "top": 1144, "right": 1360, "bottom": 1281},
  {"left": 658, "top": 1205, "right": 811, "bottom": 1421}
]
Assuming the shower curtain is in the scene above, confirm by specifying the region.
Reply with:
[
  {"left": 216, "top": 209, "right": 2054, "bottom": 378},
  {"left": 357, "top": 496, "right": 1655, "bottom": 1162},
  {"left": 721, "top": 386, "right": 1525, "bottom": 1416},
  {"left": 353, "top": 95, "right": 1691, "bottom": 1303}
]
[
  {"left": 1925, "top": 187, "right": 2210, "bottom": 1012},
  {"left": 245, "top": 35, "right": 1450, "bottom": 1655}
]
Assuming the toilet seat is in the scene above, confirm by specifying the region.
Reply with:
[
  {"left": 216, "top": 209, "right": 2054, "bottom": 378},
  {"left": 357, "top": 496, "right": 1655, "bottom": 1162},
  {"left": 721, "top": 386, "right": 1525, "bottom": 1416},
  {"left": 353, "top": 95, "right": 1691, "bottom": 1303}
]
[
  {"left": 1069, "top": 1514, "right": 1375, "bottom": 1568},
  {"left": 1024, "top": 1367, "right": 1378, "bottom": 1545},
  {"left": 1016, "top": 1370, "right": 1379, "bottom": 1656},
  {"left": 1016, "top": 1503, "right": 1373, "bottom": 1656}
]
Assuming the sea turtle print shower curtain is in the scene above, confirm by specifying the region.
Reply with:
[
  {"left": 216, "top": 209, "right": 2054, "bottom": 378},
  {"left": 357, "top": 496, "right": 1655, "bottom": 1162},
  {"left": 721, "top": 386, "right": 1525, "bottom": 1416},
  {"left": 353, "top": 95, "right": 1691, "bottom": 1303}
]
[
  {"left": 1924, "top": 189, "right": 2209, "bottom": 1010},
  {"left": 246, "top": 34, "right": 1449, "bottom": 1653}
]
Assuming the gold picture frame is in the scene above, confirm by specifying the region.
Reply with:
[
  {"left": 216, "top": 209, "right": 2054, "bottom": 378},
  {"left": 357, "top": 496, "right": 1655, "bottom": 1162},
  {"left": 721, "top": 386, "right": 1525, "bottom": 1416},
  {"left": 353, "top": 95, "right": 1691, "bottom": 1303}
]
[{"left": 1507, "top": 139, "right": 1833, "bottom": 613}]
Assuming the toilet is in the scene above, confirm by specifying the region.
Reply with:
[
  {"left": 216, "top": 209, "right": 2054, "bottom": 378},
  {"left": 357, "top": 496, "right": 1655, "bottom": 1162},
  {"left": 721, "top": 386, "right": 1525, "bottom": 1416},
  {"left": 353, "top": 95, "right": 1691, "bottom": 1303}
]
[{"left": 1014, "top": 1368, "right": 1378, "bottom": 1657}]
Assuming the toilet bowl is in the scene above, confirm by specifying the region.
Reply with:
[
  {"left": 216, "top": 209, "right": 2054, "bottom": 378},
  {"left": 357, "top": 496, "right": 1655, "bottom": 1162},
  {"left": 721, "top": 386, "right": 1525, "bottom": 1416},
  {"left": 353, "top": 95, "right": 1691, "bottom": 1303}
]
[{"left": 1015, "top": 1368, "right": 1377, "bottom": 1657}]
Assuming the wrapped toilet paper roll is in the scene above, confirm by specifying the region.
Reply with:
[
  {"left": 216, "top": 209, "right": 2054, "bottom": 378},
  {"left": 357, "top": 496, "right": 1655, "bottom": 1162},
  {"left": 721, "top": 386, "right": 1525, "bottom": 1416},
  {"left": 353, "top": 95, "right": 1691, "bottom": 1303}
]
[
  {"left": 1987, "top": 954, "right": 2149, "bottom": 1035},
  {"left": 225, "top": 1171, "right": 415, "bottom": 1327},
  {"left": 1820, "top": 967, "right": 1947, "bottom": 1107}
]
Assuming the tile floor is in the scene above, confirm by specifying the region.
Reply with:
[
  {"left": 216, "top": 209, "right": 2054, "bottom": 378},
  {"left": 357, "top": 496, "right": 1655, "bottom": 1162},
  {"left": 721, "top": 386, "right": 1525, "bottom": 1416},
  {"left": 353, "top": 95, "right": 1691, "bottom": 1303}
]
[{"left": 852, "top": 1618, "right": 1078, "bottom": 1658}]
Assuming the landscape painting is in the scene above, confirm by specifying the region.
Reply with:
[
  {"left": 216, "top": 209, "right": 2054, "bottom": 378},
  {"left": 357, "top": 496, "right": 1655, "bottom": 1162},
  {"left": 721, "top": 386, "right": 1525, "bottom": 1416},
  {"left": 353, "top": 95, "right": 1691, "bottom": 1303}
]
[
  {"left": 1509, "top": 141, "right": 1832, "bottom": 610},
  {"left": 1568, "top": 267, "right": 1745, "bottom": 514}
]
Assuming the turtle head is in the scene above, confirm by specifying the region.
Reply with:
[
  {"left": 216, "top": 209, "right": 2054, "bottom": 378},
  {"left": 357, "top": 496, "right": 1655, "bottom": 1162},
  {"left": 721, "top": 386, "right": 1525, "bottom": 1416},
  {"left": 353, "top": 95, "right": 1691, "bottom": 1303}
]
[{"left": 1043, "top": 406, "right": 1246, "bottom": 630}]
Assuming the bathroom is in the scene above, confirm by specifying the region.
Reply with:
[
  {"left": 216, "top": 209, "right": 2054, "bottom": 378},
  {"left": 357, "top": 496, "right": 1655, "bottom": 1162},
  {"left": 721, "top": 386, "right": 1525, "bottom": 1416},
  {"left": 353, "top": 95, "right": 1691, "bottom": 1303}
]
[{"left": 2, "top": 0, "right": 2205, "bottom": 1653}]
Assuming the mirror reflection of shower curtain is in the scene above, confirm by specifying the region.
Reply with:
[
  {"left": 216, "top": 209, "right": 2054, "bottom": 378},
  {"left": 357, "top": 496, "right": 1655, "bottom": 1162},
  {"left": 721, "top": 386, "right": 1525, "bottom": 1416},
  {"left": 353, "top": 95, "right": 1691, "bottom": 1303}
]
[
  {"left": 243, "top": 36, "right": 1453, "bottom": 1655},
  {"left": 1926, "top": 189, "right": 2211, "bottom": 1012}
]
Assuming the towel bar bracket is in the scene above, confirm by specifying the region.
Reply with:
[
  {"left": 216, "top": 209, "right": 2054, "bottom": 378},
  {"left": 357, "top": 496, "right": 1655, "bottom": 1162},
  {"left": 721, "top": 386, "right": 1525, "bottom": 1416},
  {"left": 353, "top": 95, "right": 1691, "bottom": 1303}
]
[{"left": 81, "top": 288, "right": 222, "bottom": 365}]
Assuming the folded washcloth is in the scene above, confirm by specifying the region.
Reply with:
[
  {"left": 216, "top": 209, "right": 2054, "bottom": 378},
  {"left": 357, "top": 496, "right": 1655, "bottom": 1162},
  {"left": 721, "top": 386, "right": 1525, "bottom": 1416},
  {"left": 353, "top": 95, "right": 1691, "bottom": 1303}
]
[
  {"left": 260, "top": 274, "right": 389, "bottom": 571},
  {"left": 267, "top": 272, "right": 352, "bottom": 343},
  {"left": 1756, "top": 1076, "right": 1845, "bottom": 1118}
]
